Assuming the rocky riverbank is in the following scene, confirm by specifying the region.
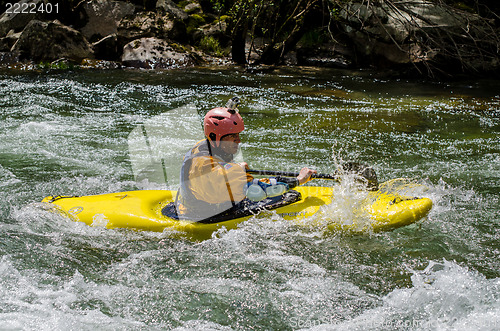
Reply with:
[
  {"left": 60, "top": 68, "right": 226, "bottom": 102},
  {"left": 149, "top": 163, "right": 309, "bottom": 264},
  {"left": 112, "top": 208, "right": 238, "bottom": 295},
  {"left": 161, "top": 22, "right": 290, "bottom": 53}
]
[{"left": 0, "top": 0, "right": 499, "bottom": 77}]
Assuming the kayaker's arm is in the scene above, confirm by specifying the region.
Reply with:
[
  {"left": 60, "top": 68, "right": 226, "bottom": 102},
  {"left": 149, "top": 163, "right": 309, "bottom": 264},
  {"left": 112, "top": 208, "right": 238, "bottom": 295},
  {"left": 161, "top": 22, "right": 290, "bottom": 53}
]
[
  {"left": 296, "top": 167, "right": 317, "bottom": 185},
  {"left": 247, "top": 163, "right": 378, "bottom": 190},
  {"left": 243, "top": 166, "right": 316, "bottom": 191},
  {"left": 274, "top": 167, "right": 316, "bottom": 188}
]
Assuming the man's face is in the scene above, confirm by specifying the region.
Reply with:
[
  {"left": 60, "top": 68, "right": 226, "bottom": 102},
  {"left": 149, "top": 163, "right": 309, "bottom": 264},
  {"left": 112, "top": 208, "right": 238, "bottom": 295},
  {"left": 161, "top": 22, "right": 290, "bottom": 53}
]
[{"left": 219, "top": 133, "right": 241, "bottom": 155}]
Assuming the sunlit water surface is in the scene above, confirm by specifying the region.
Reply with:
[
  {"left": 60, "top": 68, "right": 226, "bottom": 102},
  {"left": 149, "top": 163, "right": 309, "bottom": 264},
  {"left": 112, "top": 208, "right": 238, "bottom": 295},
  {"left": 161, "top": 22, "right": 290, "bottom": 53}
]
[{"left": 0, "top": 67, "right": 499, "bottom": 330}]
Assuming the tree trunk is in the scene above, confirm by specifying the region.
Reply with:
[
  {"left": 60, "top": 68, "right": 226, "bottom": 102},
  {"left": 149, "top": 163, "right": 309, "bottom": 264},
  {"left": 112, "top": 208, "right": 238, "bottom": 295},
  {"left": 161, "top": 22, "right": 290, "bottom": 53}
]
[
  {"left": 257, "top": 25, "right": 306, "bottom": 65},
  {"left": 231, "top": 22, "right": 248, "bottom": 64}
]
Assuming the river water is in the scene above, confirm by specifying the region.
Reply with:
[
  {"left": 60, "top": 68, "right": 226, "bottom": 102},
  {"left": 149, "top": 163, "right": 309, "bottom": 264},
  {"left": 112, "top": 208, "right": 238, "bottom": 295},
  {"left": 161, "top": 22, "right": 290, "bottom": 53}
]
[{"left": 0, "top": 67, "right": 498, "bottom": 330}]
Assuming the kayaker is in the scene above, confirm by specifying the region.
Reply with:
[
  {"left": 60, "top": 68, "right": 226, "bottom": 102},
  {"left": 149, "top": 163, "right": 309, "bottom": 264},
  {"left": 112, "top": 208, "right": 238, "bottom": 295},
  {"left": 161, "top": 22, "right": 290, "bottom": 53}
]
[{"left": 175, "top": 98, "right": 317, "bottom": 221}]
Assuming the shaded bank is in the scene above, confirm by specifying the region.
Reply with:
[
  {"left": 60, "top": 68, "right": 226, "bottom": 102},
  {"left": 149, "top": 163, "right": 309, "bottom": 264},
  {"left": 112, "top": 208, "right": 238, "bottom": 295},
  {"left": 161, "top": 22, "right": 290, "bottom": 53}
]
[{"left": 0, "top": 0, "right": 499, "bottom": 77}]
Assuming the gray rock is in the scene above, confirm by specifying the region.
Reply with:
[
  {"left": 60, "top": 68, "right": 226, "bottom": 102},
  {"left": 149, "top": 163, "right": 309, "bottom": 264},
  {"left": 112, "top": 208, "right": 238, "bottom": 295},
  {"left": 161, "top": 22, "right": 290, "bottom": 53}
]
[
  {"left": 117, "top": 11, "right": 186, "bottom": 44},
  {"left": 12, "top": 20, "right": 94, "bottom": 62},
  {"left": 156, "top": 0, "right": 188, "bottom": 21},
  {"left": 121, "top": 37, "right": 195, "bottom": 68},
  {"left": 81, "top": 0, "right": 135, "bottom": 42},
  {"left": 0, "top": 39, "right": 9, "bottom": 52},
  {"left": 0, "top": 0, "right": 43, "bottom": 36},
  {"left": 192, "top": 20, "right": 229, "bottom": 45},
  {"left": 0, "top": 51, "right": 20, "bottom": 66},
  {"left": 184, "top": 1, "right": 203, "bottom": 15},
  {"left": 118, "top": 11, "right": 164, "bottom": 41},
  {"left": 340, "top": 0, "right": 497, "bottom": 70},
  {"left": 0, "top": 31, "right": 21, "bottom": 51}
]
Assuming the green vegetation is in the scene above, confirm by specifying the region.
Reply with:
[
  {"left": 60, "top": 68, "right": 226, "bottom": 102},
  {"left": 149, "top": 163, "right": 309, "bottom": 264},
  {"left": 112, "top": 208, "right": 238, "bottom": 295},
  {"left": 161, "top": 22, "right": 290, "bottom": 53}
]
[
  {"left": 38, "top": 60, "right": 76, "bottom": 70},
  {"left": 187, "top": 14, "right": 206, "bottom": 34},
  {"left": 299, "top": 29, "right": 330, "bottom": 48},
  {"left": 199, "top": 35, "right": 226, "bottom": 57}
]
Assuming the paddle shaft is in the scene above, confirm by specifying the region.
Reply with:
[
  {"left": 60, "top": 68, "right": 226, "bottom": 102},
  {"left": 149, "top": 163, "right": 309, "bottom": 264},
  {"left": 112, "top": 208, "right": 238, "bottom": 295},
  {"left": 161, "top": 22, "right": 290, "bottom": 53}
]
[
  {"left": 247, "top": 163, "right": 379, "bottom": 190},
  {"left": 247, "top": 169, "right": 339, "bottom": 180}
]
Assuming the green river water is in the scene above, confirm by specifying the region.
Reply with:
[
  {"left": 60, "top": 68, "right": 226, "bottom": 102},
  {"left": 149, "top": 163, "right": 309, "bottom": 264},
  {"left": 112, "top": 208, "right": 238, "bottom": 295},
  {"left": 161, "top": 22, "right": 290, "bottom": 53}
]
[{"left": 0, "top": 67, "right": 498, "bottom": 330}]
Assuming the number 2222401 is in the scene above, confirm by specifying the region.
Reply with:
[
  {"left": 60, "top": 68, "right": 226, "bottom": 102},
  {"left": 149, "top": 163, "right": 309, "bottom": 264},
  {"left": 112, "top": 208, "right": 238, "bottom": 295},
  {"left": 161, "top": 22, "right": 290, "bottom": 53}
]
[{"left": 5, "top": 2, "right": 59, "bottom": 14}]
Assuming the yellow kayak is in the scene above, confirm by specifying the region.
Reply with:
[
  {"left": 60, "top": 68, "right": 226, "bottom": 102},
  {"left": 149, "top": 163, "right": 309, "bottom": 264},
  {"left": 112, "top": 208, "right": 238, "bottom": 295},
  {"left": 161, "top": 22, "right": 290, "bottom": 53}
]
[{"left": 41, "top": 184, "right": 432, "bottom": 239}]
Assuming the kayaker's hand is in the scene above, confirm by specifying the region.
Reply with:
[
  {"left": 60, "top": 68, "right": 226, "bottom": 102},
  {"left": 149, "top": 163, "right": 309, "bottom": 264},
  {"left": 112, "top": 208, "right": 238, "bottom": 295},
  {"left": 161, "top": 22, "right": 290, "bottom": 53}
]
[
  {"left": 238, "top": 162, "right": 249, "bottom": 170},
  {"left": 297, "top": 167, "right": 317, "bottom": 185}
]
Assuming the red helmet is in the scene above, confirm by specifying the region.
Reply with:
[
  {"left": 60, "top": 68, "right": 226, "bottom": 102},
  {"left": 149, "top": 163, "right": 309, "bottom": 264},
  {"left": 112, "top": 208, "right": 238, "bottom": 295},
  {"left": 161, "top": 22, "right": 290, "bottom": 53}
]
[{"left": 204, "top": 107, "right": 244, "bottom": 147}]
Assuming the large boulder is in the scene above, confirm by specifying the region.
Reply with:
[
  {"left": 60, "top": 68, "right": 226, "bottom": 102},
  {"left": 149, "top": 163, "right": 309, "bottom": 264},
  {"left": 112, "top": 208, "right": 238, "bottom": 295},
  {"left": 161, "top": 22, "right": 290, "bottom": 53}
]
[
  {"left": 117, "top": 11, "right": 162, "bottom": 41},
  {"left": 0, "top": 0, "right": 43, "bottom": 36},
  {"left": 193, "top": 19, "right": 229, "bottom": 45},
  {"left": 12, "top": 20, "right": 94, "bottom": 62},
  {"left": 182, "top": 1, "right": 203, "bottom": 15},
  {"left": 340, "top": 0, "right": 499, "bottom": 73},
  {"left": 341, "top": 1, "right": 487, "bottom": 44},
  {"left": 156, "top": 0, "right": 189, "bottom": 21},
  {"left": 0, "top": 31, "right": 21, "bottom": 51},
  {"left": 80, "top": 0, "right": 136, "bottom": 42},
  {"left": 121, "top": 37, "right": 196, "bottom": 68},
  {"left": 117, "top": 11, "right": 186, "bottom": 44}
]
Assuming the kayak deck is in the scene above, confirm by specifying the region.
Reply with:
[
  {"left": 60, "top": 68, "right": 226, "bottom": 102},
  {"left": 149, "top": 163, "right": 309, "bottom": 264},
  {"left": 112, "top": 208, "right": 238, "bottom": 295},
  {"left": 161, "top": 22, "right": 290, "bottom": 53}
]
[{"left": 41, "top": 185, "right": 432, "bottom": 239}]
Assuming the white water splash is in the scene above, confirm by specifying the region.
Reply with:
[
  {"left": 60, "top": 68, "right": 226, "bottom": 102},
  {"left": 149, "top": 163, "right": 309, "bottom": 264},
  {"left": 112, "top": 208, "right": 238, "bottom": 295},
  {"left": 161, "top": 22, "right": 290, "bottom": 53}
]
[
  {"left": 0, "top": 256, "right": 149, "bottom": 330},
  {"left": 304, "top": 260, "right": 500, "bottom": 331}
]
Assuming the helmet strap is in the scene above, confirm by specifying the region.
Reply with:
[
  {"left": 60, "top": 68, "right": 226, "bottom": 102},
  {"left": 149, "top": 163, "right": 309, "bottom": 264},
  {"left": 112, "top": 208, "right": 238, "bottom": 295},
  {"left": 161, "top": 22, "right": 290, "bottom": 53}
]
[
  {"left": 205, "top": 138, "right": 233, "bottom": 162},
  {"left": 208, "top": 133, "right": 217, "bottom": 145}
]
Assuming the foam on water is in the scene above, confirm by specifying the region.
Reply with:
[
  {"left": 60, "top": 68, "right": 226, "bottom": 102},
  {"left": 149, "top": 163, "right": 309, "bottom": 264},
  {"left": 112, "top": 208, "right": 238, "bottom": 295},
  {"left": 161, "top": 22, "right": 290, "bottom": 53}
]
[
  {"left": 0, "top": 256, "right": 150, "bottom": 330},
  {"left": 2, "top": 177, "right": 499, "bottom": 330},
  {"left": 305, "top": 260, "right": 500, "bottom": 331},
  {"left": 7, "top": 193, "right": 499, "bottom": 330},
  {"left": 0, "top": 164, "right": 21, "bottom": 187},
  {"left": 1, "top": 69, "right": 498, "bottom": 330}
]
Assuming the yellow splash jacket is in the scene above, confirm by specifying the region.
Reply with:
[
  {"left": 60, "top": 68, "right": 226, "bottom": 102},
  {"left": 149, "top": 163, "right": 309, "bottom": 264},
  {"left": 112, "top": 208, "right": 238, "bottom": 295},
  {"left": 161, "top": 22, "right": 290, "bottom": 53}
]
[{"left": 176, "top": 139, "right": 253, "bottom": 219}]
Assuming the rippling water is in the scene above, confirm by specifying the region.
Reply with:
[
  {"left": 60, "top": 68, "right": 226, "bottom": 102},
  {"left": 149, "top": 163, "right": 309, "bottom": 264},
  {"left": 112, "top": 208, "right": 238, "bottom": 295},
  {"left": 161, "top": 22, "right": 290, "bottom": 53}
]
[{"left": 0, "top": 67, "right": 499, "bottom": 330}]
